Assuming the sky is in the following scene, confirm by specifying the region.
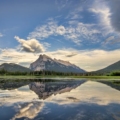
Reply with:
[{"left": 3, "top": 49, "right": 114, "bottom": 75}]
[{"left": 0, "top": 0, "right": 120, "bottom": 71}]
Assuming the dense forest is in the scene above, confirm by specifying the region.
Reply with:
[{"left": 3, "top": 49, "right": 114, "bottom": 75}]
[{"left": 0, "top": 68, "right": 120, "bottom": 76}]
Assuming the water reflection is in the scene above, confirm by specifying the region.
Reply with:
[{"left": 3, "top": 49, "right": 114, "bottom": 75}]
[
  {"left": 29, "top": 80, "right": 86, "bottom": 99},
  {"left": 0, "top": 79, "right": 120, "bottom": 120},
  {"left": 12, "top": 102, "right": 44, "bottom": 120},
  {"left": 45, "top": 81, "right": 120, "bottom": 106},
  {"left": 98, "top": 80, "right": 120, "bottom": 91}
]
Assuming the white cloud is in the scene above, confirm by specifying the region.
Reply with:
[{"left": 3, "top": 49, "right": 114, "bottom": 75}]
[
  {"left": 28, "top": 19, "right": 101, "bottom": 45},
  {"left": 0, "top": 33, "right": 3, "bottom": 37},
  {"left": 88, "top": 0, "right": 113, "bottom": 34},
  {"left": 0, "top": 48, "right": 38, "bottom": 67},
  {"left": 64, "top": 22, "right": 100, "bottom": 45},
  {"left": 104, "top": 36, "right": 115, "bottom": 44},
  {"left": 0, "top": 48, "right": 120, "bottom": 71},
  {"left": 56, "top": 26, "right": 66, "bottom": 35},
  {"left": 15, "top": 36, "right": 45, "bottom": 53},
  {"left": 89, "top": 7, "right": 111, "bottom": 27},
  {"left": 28, "top": 20, "right": 58, "bottom": 40},
  {"left": 41, "top": 48, "right": 120, "bottom": 71}
]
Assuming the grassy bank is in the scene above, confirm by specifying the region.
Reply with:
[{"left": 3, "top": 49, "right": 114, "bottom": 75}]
[{"left": 0, "top": 75, "right": 120, "bottom": 80}]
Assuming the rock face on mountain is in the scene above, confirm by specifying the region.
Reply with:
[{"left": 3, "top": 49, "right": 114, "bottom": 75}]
[
  {"left": 0, "top": 63, "right": 31, "bottom": 72},
  {"left": 30, "top": 54, "right": 85, "bottom": 73}
]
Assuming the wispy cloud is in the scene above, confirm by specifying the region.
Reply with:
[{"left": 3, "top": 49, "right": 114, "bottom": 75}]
[
  {"left": 56, "top": 26, "right": 66, "bottom": 35},
  {"left": 66, "top": 7, "right": 83, "bottom": 20},
  {"left": 55, "top": 0, "right": 72, "bottom": 11},
  {"left": 28, "top": 19, "right": 101, "bottom": 46},
  {"left": 0, "top": 33, "right": 3, "bottom": 37},
  {"left": 103, "top": 36, "right": 115, "bottom": 45},
  {"left": 102, "top": 36, "right": 120, "bottom": 46},
  {"left": 28, "top": 20, "right": 58, "bottom": 40},
  {"left": 88, "top": 0, "right": 115, "bottom": 37},
  {"left": 65, "top": 22, "right": 100, "bottom": 45}
]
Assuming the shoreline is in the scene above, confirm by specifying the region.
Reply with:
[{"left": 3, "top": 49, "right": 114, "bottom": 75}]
[{"left": 0, "top": 75, "right": 120, "bottom": 81}]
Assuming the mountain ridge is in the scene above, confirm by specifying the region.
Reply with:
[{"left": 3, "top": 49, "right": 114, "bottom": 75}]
[
  {"left": 30, "top": 54, "right": 85, "bottom": 73},
  {"left": 0, "top": 63, "right": 31, "bottom": 72},
  {"left": 94, "top": 60, "right": 120, "bottom": 73}
]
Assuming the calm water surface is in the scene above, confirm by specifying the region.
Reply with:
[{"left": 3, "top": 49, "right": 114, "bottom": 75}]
[{"left": 0, "top": 79, "right": 120, "bottom": 120}]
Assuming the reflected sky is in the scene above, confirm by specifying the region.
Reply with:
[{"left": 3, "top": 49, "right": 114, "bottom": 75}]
[
  {"left": 0, "top": 80, "right": 120, "bottom": 120},
  {"left": 46, "top": 81, "right": 120, "bottom": 105}
]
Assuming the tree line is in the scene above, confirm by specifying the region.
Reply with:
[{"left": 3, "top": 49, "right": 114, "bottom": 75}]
[{"left": 0, "top": 68, "right": 120, "bottom": 76}]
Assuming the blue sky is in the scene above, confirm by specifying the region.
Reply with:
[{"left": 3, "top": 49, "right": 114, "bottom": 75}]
[{"left": 0, "top": 0, "right": 120, "bottom": 71}]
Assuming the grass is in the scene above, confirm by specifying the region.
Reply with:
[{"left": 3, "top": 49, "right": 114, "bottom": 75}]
[
  {"left": 72, "top": 75, "right": 120, "bottom": 79},
  {"left": 0, "top": 75, "right": 120, "bottom": 80}
]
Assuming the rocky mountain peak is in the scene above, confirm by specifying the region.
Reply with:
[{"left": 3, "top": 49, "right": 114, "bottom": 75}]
[
  {"left": 38, "top": 54, "right": 52, "bottom": 60},
  {"left": 30, "top": 54, "right": 85, "bottom": 73}
]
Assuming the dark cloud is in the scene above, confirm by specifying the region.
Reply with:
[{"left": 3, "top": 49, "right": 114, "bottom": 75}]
[
  {"left": 109, "top": 0, "right": 120, "bottom": 32},
  {"left": 66, "top": 53, "right": 77, "bottom": 57}
]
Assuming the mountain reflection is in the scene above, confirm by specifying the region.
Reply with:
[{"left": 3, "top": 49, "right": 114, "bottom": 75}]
[
  {"left": 98, "top": 80, "right": 120, "bottom": 91},
  {"left": 29, "top": 80, "right": 86, "bottom": 99},
  {"left": 0, "top": 80, "right": 120, "bottom": 120}
]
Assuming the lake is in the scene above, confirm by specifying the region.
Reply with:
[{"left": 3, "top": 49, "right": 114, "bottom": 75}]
[{"left": 0, "top": 79, "right": 120, "bottom": 120}]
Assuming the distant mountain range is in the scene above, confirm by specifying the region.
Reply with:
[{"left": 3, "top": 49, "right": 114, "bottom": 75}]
[
  {"left": 0, "top": 63, "right": 31, "bottom": 72},
  {"left": 0, "top": 54, "right": 120, "bottom": 73},
  {"left": 95, "top": 60, "right": 120, "bottom": 73},
  {"left": 30, "top": 54, "right": 85, "bottom": 73}
]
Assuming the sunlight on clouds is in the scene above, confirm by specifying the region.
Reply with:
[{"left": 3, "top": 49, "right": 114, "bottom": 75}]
[
  {"left": 43, "top": 49, "right": 120, "bottom": 71},
  {"left": 15, "top": 36, "right": 45, "bottom": 53},
  {"left": 0, "top": 48, "right": 38, "bottom": 67},
  {"left": 0, "top": 48, "right": 120, "bottom": 71},
  {"left": 26, "top": 0, "right": 120, "bottom": 48},
  {"left": 28, "top": 19, "right": 101, "bottom": 45},
  {"left": 88, "top": 0, "right": 112, "bottom": 34},
  {"left": 89, "top": 7, "right": 111, "bottom": 27}
]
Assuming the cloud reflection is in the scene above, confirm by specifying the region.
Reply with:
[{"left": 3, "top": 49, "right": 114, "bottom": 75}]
[
  {"left": 12, "top": 102, "right": 44, "bottom": 120},
  {"left": 46, "top": 81, "right": 120, "bottom": 105}
]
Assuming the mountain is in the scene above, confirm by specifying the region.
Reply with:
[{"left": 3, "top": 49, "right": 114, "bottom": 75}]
[
  {"left": 30, "top": 54, "right": 85, "bottom": 73},
  {"left": 0, "top": 63, "right": 31, "bottom": 72},
  {"left": 95, "top": 60, "right": 120, "bottom": 73},
  {"left": 29, "top": 80, "right": 86, "bottom": 99}
]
